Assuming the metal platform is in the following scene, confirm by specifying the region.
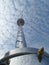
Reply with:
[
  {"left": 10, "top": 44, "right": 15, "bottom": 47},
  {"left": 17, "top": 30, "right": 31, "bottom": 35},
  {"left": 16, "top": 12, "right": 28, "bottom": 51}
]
[{"left": 0, "top": 47, "right": 49, "bottom": 62}]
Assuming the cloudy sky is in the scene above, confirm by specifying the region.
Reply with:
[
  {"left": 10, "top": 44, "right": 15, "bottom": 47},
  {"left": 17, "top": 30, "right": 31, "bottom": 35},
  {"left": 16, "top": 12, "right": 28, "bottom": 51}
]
[{"left": 0, "top": 0, "right": 49, "bottom": 58}]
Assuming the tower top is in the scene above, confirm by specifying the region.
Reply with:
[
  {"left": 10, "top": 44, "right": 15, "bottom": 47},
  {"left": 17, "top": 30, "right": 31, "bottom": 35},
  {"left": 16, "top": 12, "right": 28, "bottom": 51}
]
[
  {"left": 17, "top": 18, "right": 24, "bottom": 26},
  {"left": 16, "top": 18, "right": 27, "bottom": 48}
]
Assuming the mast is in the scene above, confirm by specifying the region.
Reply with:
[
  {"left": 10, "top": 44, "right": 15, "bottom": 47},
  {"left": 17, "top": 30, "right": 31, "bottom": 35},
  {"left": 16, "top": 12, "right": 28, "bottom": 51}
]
[{"left": 15, "top": 18, "right": 27, "bottom": 48}]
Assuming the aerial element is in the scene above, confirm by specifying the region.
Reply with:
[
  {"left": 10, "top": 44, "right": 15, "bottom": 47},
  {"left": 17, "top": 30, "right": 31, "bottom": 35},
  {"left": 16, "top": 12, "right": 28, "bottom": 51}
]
[
  {"left": 17, "top": 18, "right": 24, "bottom": 26},
  {"left": 16, "top": 18, "right": 27, "bottom": 48}
]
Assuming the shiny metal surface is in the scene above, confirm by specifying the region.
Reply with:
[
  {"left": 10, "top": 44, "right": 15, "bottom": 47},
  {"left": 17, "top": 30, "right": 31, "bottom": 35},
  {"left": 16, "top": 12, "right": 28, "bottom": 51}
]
[
  {"left": 9, "top": 48, "right": 49, "bottom": 65},
  {"left": 0, "top": 48, "right": 49, "bottom": 65},
  {"left": 10, "top": 55, "right": 49, "bottom": 65}
]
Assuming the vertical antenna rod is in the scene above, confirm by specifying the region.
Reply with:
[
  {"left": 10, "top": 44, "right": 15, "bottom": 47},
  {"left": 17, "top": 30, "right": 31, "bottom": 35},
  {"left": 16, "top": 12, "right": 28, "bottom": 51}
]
[{"left": 15, "top": 18, "right": 27, "bottom": 48}]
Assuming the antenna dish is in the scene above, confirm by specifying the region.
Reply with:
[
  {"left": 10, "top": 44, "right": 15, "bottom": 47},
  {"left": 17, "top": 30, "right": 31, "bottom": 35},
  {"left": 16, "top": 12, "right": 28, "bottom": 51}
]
[{"left": 17, "top": 18, "right": 24, "bottom": 26}]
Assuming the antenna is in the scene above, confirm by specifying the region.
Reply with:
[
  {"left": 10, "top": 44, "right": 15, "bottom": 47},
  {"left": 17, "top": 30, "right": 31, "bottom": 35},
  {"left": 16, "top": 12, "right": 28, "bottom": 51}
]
[
  {"left": 15, "top": 18, "right": 27, "bottom": 48},
  {"left": 17, "top": 18, "right": 24, "bottom": 26},
  {"left": 19, "top": 9, "right": 24, "bottom": 18}
]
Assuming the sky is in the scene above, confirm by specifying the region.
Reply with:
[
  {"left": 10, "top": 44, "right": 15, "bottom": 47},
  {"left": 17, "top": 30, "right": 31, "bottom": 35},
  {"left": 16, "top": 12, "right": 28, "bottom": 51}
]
[{"left": 0, "top": 0, "right": 49, "bottom": 58}]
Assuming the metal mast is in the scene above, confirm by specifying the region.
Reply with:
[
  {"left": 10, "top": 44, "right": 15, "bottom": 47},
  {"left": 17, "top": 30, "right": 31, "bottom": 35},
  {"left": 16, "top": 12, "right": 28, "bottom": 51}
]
[{"left": 15, "top": 18, "right": 27, "bottom": 48}]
